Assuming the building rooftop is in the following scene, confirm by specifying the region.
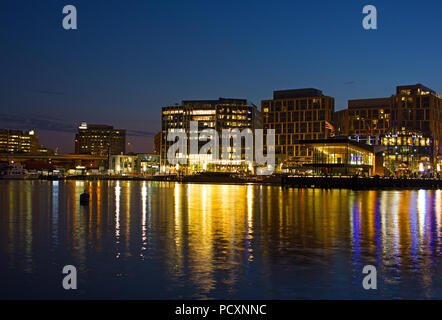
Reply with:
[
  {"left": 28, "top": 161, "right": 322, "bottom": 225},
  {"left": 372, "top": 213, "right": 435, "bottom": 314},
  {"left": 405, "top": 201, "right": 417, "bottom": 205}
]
[
  {"left": 273, "top": 88, "right": 323, "bottom": 99},
  {"left": 348, "top": 97, "right": 392, "bottom": 109},
  {"left": 396, "top": 83, "right": 429, "bottom": 93},
  {"left": 300, "top": 137, "right": 375, "bottom": 153},
  {"left": 77, "top": 123, "right": 125, "bottom": 132},
  {"left": 182, "top": 97, "right": 249, "bottom": 105}
]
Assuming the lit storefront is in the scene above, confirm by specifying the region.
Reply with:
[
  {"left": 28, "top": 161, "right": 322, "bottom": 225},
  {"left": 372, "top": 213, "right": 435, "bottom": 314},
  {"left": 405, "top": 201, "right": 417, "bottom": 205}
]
[
  {"left": 300, "top": 138, "right": 375, "bottom": 176},
  {"left": 380, "top": 131, "right": 434, "bottom": 176},
  {"left": 109, "top": 154, "right": 160, "bottom": 175}
]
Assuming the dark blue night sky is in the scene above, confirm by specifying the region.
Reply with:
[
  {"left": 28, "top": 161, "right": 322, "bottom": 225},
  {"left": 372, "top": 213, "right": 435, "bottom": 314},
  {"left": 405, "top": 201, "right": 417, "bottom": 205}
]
[{"left": 1, "top": 0, "right": 441, "bottom": 152}]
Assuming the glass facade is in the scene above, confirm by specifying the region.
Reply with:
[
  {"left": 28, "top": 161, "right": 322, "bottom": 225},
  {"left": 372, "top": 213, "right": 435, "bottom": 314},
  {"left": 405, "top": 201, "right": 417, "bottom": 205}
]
[
  {"left": 160, "top": 98, "right": 260, "bottom": 174},
  {"left": 301, "top": 139, "right": 374, "bottom": 176},
  {"left": 380, "top": 131, "right": 433, "bottom": 175},
  {"left": 312, "top": 145, "right": 373, "bottom": 166}
]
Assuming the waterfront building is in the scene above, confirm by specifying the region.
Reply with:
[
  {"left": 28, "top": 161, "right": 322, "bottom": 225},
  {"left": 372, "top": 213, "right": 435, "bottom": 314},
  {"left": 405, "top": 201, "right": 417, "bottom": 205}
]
[
  {"left": 160, "top": 98, "right": 260, "bottom": 173},
  {"left": 301, "top": 138, "right": 376, "bottom": 176},
  {"left": 0, "top": 129, "right": 40, "bottom": 153},
  {"left": 109, "top": 153, "right": 160, "bottom": 175},
  {"left": 261, "top": 88, "right": 335, "bottom": 167},
  {"left": 334, "top": 84, "right": 442, "bottom": 173},
  {"left": 74, "top": 122, "right": 126, "bottom": 156},
  {"left": 139, "top": 154, "right": 160, "bottom": 174},
  {"left": 109, "top": 154, "right": 136, "bottom": 174},
  {"left": 335, "top": 97, "right": 393, "bottom": 145},
  {"left": 380, "top": 130, "right": 434, "bottom": 176}
]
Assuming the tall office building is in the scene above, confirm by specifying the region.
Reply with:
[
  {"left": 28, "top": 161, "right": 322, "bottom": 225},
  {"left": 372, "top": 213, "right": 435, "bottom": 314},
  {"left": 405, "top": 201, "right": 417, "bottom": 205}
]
[
  {"left": 161, "top": 98, "right": 260, "bottom": 172},
  {"left": 335, "top": 84, "right": 441, "bottom": 139},
  {"left": 388, "top": 84, "right": 442, "bottom": 173},
  {"left": 74, "top": 123, "right": 126, "bottom": 156},
  {"left": 335, "top": 97, "right": 393, "bottom": 144},
  {"left": 261, "top": 88, "right": 335, "bottom": 165},
  {"left": 0, "top": 129, "right": 40, "bottom": 153},
  {"left": 392, "top": 84, "right": 442, "bottom": 139}
]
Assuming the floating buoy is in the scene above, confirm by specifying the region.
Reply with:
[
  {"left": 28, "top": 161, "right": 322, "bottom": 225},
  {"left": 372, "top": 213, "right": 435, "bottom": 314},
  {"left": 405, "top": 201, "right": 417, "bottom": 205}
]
[{"left": 80, "top": 192, "right": 90, "bottom": 206}]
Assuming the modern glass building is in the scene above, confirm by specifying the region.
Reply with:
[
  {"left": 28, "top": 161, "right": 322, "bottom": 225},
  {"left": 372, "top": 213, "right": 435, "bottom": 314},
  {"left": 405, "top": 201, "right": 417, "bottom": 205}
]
[
  {"left": 160, "top": 98, "right": 260, "bottom": 174},
  {"left": 109, "top": 153, "right": 160, "bottom": 175},
  {"left": 300, "top": 138, "right": 375, "bottom": 176}
]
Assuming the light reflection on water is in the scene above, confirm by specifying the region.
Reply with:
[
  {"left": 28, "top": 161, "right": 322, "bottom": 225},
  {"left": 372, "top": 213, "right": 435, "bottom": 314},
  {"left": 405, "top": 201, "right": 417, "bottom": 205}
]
[{"left": 0, "top": 180, "right": 441, "bottom": 299}]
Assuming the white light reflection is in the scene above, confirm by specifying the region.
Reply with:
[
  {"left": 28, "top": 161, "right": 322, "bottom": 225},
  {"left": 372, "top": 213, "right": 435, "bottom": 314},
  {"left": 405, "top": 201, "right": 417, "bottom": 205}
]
[
  {"left": 174, "top": 184, "right": 183, "bottom": 248},
  {"left": 115, "top": 181, "right": 121, "bottom": 254},
  {"left": 379, "top": 191, "right": 388, "bottom": 254},
  {"left": 417, "top": 190, "right": 426, "bottom": 241},
  {"left": 52, "top": 181, "right": 59, "bottom": 246},
  {"left": 246, "top": 184, "right": 254, "bottom": 262},
  {"left": 141, "top": 181, "right": 147, "bottom": 252},
  {"left": 436, "top": 190, "right": 441, "bottom": 245},
  {"left": 391, "top": 191, "right": 400, "bottom": 260},
  {"left": 247, "top": 184, "right": 253, "bottom": 229}
]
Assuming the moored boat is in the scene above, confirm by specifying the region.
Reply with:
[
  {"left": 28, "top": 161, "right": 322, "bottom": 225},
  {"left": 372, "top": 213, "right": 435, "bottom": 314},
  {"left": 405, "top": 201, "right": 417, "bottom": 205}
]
[{"left": 0, "top": 163, "right": 29, "bottom": 180}]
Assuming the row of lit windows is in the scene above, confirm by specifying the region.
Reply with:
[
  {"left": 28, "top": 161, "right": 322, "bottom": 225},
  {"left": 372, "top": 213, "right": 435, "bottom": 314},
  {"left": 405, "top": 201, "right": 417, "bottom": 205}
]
[
  {"left": 77, "top": 135, "right": 123, "bottom": 138},
  {"left": 218, "top": 108, "right": 250, "bottom": 114},
  {"left": 163, "top": 107, "right": 252, "bottom": 116},
  {"left": 191, "top": 110, "right": 216, "bottom": 115},
  {"left": 0, "top": 137, "right": 31, "bottom": 140},
  {"left": 164, "top": 114, "right": 251, "bottom": 121},
  {"left": 381, "top": 136, "right": 432, "bottom": 146},
  {"left": 262, "top": 97, "right": 333, "bottom": 112},
  {"left": 349, "top": 111, "right": 390, "bottom": 120},
  {"left": 312, "top": 149, "right": 372, "bottom": 166},
  {"left": 384, "top": 156, "right": 432, "bottom": 167},
  {"left": 217, "top": 115, "right": 249, "bottom": 120},
  {"left": 0, "top": 142, "right": 30, "bottom": 147},
  {"left": 163, "top": 121, "right": 252, "bottom": 129},
  {"left": 163, "top": 109, "right": 184, "bottom": 115}
]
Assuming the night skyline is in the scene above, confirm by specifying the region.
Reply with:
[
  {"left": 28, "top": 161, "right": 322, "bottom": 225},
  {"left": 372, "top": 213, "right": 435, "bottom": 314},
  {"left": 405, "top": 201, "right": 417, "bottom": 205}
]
[
  {"left": 2, "top": 1, "right": 442, "bottom": 306},
  {"left": 1, "top": 0, "right": 441, "bottom": 153}
]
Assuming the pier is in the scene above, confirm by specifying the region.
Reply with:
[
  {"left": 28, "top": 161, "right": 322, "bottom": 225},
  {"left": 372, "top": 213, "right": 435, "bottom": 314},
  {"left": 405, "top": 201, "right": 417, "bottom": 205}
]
[
  {"left": 281, "top": 175, "right": 442, "bottom": 190},
  {"left": 34, "top": 173, "right": 442, "bottom": 190}
]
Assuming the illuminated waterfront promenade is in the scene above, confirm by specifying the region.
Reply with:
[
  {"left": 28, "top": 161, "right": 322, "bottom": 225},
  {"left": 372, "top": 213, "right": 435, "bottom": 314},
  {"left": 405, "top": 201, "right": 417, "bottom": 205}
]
[{"left": 0, "top": 180, "right": 441, "bottom": 299}]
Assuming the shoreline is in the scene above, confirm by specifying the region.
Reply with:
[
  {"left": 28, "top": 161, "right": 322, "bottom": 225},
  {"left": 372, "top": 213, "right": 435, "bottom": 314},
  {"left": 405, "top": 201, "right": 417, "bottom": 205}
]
[{"left": 2, "top": 175, "right": 442, "bottom": 190}]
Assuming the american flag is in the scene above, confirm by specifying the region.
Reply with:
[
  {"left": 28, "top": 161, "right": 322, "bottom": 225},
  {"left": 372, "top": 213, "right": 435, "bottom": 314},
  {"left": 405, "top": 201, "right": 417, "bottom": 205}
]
[
  {"left": 325, "top": 121, "right": 335, "bottom": 132},
  {"left": 366, "top": 121, "right": 371, "bottom": 135}
]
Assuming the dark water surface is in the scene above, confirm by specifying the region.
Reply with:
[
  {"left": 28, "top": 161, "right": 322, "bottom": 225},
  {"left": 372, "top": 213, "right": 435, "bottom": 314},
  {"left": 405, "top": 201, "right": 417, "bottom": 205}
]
[{"left": 0, "top": 180, "right": 441, "bottom": 299}]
